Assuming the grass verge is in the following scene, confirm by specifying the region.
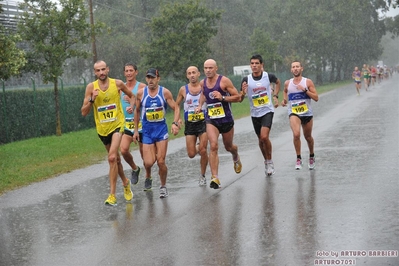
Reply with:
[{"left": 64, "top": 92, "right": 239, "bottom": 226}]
[{"left": 0, "top": 80, "right": 350, "bottom": 195}]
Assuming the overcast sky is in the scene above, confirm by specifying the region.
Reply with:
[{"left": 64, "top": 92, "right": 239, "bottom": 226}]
[{"left": 383, "top": 7, "right": 399, "bottom": 17}]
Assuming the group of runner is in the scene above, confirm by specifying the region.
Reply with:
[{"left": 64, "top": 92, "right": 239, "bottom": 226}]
[
  {"left": 81, "top": 56, "right": 319, "bottom": 205},
  {"left": 352, "top": 63, "right": 394, "bottom": 95}
]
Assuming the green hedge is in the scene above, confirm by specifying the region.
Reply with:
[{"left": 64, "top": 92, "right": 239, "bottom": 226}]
[
  {"left": 1, "top": 85, "right": 95, "bottom": 144},
  {"left": 0, "top": 80, "right": 182, "bottom": 145}
]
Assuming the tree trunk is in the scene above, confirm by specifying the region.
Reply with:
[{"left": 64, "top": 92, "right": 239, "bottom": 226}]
[
  {"left": 54, "top": 78, "right": 62, "bottom": 136},
  {"left": 335, "top": 61, "right": 342, "bottom": 82},
  {"left": 329, "top": 60, "right": 336, "bottom": 83},
  {"left": 315, "top": 60, "right": 323, "bottom": 85},
  {"left": 89, "top": 0, "right": 97, "bottom": 65}
]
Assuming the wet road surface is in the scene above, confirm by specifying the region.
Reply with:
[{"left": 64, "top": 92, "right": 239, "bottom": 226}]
[{"left": 1, "top": 76, "right": 398, "bottom": 266}]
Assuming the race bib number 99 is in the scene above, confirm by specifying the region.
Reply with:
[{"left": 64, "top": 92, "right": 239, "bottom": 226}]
[{"left": 251, "top": 92, "right": 270, "bottom": 107}]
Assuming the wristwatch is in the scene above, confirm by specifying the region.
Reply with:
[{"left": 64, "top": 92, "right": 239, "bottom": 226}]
[
  {"left": 222, "top": 96, "right": 226, "bottom": 101},
  {"left": 89, "top": 97, "right": 94, "bottom": 103},
  {"left": 304, "top": 88, "right": 308, "bottom": 92}
]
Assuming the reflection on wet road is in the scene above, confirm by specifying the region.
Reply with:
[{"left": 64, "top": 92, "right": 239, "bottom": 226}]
[{"left": 1, "top": 76, "right": 398, "bottom": 266}]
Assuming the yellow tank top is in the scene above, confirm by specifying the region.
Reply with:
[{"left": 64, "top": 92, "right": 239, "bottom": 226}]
[{"left": 92, "top": 78, "right": 125, "bottom": 136}]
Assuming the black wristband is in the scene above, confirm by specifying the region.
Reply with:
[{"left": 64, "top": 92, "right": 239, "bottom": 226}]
[
  {"left": 172, "top": 121, "right": 179, "bottom": 128},
  {"left": 89, "top": 97, "right": 94, "bottom": 103},
  {"left": 273, "top": 95, "right": 278, "bottom": 99}
]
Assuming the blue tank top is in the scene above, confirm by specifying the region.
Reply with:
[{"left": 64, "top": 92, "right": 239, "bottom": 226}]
[
  {"left": 141, "top": 86, "right": 167, "bottom": 127},
  {"left": 203, "top": 75, "right": 234, "bottom": 123}
]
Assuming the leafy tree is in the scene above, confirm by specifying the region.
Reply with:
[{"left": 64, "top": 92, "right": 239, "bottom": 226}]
[
  {"left": 249, "top": 28, "right": 282, "bottom": 72},
  {"left": 140, "top": 0, "right": 222, "bottom": 80},
  {"left": 18, "top": 0, "right": 90, "bottom": 136},
  {"left": 379, "top": 33, "right": 399, "bottom": 66},
  {"left": 0, "top": 5, "right": 26, "bottom": 80},
  {"left": 0, "top": 26, "right": 26, "bottom": 80},
  {"left": 93, "top": 0, "right": 149, "bottom": 79},
  {"left": 266, "top": 0, "right": 385, "bottom": 83},
  {"left": 385, "top": 15, "right": 399, "bottom": 36}
]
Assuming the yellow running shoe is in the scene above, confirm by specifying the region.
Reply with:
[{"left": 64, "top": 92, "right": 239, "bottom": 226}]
[
  {"left": 104, "top": 194, "right": 117, "bottom": 206},
  {"left": 209, "top": 176, "right": 221, "bottom": 189},
  {"left": 124, "top": 180, "right": 133, "bottom": 201},
  {"left": 234, "top": 158, "right": 242, "bottom": 173}
]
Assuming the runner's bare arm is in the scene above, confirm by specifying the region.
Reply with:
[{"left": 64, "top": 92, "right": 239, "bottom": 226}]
[
  {"left": 222, "top": 77, "right": 241, "bottom": 102},
  {"left": 281, "top": 80, "right": 289, "bottom": 107},
  {"left": 239, "top": 77, "right": 247, "bottom": 103},
  {"left": 272, "top": 78, "right": 281, "bottom": 108},
  {"left": 195, "top": 89, "right": 206, "bottom": 114},
  {"left": 164, "top": 88, "right": 180, "bottom": 135},
  {"left": 117, "top": 79, "right": 135, "bottom": 109},
  {"left": 175, "top": 86, "right": 185, "bottom": 106},
  {"left": 81, "top": 83, "right": 94, "bottom": 116},
  {"left": 133, "top": 89, "right": 142, "bottom": 143},
  {"left": 306, "top": 79, "right": 318, "bottom": 102},
  {"left": 174, "top": 86, "right": 186, "bottom": 125}
]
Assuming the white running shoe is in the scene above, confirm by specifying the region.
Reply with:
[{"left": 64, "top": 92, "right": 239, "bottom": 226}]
[
  {"left": 295, "top": 159, "right": 302, "bottom": 170},
  {"left": 159, "top": 186, "right": 169, "bottom": 198},
  {"left": 308, "top": 157, "right": 316, "bottom": 170},
  {"left": 266, "top": 163, "right": 275, "bottom": 176},
  {"left": 198, "top": 175, "right": 206, "bottom": 186}
]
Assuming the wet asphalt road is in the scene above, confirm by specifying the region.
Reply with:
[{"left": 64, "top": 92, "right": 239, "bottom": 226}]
[{"left": 0, "top": 76, "right": 398, "bottom": 266}]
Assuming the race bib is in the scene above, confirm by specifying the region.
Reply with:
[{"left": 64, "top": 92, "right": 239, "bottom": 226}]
[
  {"left": 125, "top": 117, "right": 142, "bottom": 131},
  {"left": 187, "top": 109, "right": 205, "bottom": 122},
  {"left": 207, "top": 102, "right": 225, "bottom": 119},
  {"left": 251, "top": 92, "right": 270, "bottom": 108},
  {"left": 97, "top": 104, "right": 117, "bottom": 123},
  {"left": 291, "top": 101, "right": 308, "bottom": 115},
  {"left": 145, "top": 107, "right": 164, "bottom": 122}
]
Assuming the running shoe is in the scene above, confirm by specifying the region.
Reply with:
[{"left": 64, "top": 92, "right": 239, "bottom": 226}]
[
  {"left": 295, "top": 159, "right": 302, "bottom": 170},
  {"left": 266, "top": 162, "right": 275, "bottom": 176},
  {"left": 198, "top": 174, "right": 206, "bottom": 186},
  {"left": 123, "top": 180, "right": 133, "bottom": 201},
  {"left": 308, "top": 157, "right": 316, "bottom": 170},
  {"left": 234, "top": 158, "right": 242, "bottom": 173},
  {"left": 131, "top": 166, "right": 140, "bottom": 185},
  {"left": 144, "top": 177, "right": 152, "bottom": 191},
  {"left": 209, "top": 176, "right": 221, "bottom": 189},
  {"left": 159, "top": 186, "right": 169, "bottom": 198},
  {"left": 104, "top": 194, "right": 117, "bottom": 206}
]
